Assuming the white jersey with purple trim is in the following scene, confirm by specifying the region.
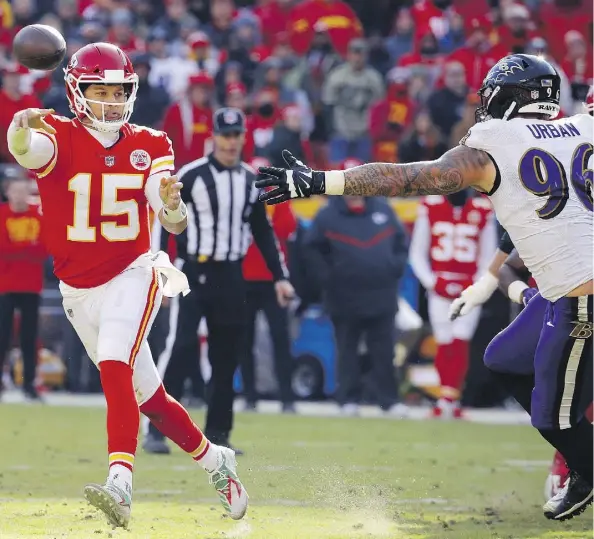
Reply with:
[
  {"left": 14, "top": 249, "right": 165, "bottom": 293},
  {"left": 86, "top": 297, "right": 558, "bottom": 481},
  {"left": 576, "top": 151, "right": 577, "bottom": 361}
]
[{"left": 462, "top": 114, "right": 593, "bottom": 301}]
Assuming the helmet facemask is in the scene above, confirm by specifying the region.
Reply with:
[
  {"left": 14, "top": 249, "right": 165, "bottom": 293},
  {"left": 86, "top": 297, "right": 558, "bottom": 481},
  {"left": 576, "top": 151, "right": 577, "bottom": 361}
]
[{"left": 65, "top": 71, "right": 138, "bottom": 133}]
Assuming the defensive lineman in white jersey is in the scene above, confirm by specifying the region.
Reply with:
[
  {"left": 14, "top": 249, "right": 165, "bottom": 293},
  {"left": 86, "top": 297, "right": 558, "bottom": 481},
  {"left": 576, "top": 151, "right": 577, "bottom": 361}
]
[{"left": 255, "top": 54, "right": 593, "bottom": 521}]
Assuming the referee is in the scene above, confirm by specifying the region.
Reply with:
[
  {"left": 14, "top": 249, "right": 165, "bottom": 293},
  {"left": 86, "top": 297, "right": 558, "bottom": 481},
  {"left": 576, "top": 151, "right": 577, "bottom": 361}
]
[{"left": 146, "top": 107, "right": 293, "bottom": 454}]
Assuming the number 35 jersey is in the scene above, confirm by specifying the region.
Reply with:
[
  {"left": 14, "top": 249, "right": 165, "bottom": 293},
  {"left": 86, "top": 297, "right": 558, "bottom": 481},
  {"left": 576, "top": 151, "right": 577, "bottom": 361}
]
[
  {"left": 463, "top": 114, "right": 593, "bottom": 301},
  {"left": 33, "top": 115, "right": 174, "bottom": 288}
]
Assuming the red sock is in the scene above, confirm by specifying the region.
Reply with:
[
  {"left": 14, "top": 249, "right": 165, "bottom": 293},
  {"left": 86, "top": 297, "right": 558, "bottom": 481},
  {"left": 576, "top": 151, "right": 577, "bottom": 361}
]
[
  {"left": 449, "top": 339, "right": 470, "bottom": 394},
  {"left": 140, "top": 385, "right": 211, "bottom": 462},
  {"left": 435, "top": 342, "right": 462, "bottom": 401},
  {"left": 99, "top": 360, "right": 139, "bottom": 473}
]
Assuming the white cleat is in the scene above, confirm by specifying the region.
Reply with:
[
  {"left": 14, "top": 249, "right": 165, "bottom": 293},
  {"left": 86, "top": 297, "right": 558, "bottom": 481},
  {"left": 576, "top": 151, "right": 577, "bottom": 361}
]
[
  {"left": 208, "top": 445, "right": 248, "bottom": 520},
  {"left": 84, "top": 481, "right": 132, "bottom": 529}
]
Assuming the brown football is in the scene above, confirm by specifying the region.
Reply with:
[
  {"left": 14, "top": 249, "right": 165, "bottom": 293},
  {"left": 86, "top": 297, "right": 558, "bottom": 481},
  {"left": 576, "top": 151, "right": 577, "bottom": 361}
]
[{"left": 13, "top": 24, "right": 66, "bottom": 71}]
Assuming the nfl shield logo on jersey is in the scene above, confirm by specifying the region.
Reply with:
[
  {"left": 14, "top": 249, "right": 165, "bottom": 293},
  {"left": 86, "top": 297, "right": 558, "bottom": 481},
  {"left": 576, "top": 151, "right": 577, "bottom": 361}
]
[
  {"left": 130, "top": 149, "right": 151, "bottom": 171},
  {"left": 105, "top": 156, "right": 115, "bottom": 167}
]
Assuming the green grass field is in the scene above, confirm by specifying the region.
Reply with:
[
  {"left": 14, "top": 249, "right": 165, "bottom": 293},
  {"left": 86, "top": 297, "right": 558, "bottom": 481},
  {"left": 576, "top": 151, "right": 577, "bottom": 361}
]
[{"left": 0, "top": 403, "right": 591, "bottom": 539}]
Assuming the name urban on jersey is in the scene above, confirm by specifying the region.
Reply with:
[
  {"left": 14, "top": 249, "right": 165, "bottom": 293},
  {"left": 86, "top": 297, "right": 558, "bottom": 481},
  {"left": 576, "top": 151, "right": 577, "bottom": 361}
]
[{"left": 526, "top": 122, "right": 581, "bottom": 140}]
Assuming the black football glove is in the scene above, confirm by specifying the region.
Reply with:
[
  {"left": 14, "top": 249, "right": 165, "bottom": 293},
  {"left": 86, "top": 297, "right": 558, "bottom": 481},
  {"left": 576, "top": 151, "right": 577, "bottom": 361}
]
[{"left": 256, "top": 150, "right": 326, "bottom": 204}]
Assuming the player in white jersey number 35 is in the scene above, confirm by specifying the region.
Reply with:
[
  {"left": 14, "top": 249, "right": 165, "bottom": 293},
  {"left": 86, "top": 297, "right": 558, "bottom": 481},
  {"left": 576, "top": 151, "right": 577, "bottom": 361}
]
[{"left": 256, "top": 53, "right": 593, "bottom": 522}]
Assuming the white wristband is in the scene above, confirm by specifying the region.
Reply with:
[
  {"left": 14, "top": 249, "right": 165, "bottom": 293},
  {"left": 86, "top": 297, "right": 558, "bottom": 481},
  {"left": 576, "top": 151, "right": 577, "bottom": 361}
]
[
  {"left": 325, "top": 170, "right": 345, "bottom": 195},
  {"left": 508, "top": 280, "right": 529, "bottom": 304},
  {"left": 162, "top": 201, "right": 187, "bottom": 224}
]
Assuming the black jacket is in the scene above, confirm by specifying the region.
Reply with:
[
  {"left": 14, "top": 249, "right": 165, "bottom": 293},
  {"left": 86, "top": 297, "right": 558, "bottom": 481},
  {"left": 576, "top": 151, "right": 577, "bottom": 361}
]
[{"left": 304, "top": 197, "right": 408, "bottom": 317}]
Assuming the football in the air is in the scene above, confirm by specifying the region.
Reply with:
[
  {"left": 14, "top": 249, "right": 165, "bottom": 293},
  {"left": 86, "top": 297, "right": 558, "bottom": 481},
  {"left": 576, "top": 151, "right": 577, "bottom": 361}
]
[{"left": 12, "top": 24, "right": 66, "bottom": 71}]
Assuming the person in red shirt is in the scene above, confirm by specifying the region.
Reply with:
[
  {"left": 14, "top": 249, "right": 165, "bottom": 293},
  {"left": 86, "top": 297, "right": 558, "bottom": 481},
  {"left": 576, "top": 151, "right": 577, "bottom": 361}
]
[
  {"left": 368, "top": 68, "right": 414, "bottom": 163},
  {"left": 0, "top": 63, "right": 41, "bottom": 164},
  {"left": 254, "top": 0, "right": 293, "bottom": 47},
  {"left": 163, "top": 72, "right": 214, "bottom": 167},
  {"left": 289, "top": 0, "right": 363, "bottom": 57},
  {"left": 7, "top": 43, "right": 248, "bottom": 527},
  {"left": 447, "top": 16, "right": 508, "bottom": 93},
  {"left": 409, "top": 192, "right": 496, "bottom": 418},
  {"left": 241, "top": 157, "right": 297, "bottom": 412},
  {"left": 497, "top": 3, "right": 539, "bottom": 55},
  {"left": 0, "top": 172, "right": 45, "bottom": 400}
]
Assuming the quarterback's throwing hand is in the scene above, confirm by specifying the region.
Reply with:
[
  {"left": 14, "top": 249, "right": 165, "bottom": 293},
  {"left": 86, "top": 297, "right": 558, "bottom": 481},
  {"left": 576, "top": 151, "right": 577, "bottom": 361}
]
[
  {"left": 160, "top": 176, "right": 183, "bottom": 210},
  {"left": 256, "top": 150, "right": 325, "bottom": 204},
  {"left": 13, "top": 108, "right": 56, "bottom": 134}
]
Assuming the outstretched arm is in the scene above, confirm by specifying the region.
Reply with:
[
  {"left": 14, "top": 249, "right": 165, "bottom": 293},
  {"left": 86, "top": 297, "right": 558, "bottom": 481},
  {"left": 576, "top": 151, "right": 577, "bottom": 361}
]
[
  {"left": 256, "top": 145, "right": 496, "bottom": 204},
  {"left": 341, "top": 145, "right": 494, "bottom": 196}
]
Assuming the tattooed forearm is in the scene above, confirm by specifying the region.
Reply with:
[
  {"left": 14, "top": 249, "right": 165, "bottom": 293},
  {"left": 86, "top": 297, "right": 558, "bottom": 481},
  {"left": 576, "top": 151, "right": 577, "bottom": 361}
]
[{"left": 342, "top": 145, "right": 493, "bottom": 197}]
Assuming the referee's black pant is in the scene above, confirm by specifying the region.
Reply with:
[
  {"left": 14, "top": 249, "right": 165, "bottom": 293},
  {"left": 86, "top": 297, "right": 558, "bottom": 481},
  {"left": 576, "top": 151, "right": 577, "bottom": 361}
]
[
  {"left": 0, "top": 292, "right": 40, "bottom": 392},
  {"left": 241, "top": 281, "right": 294, "bottom": 404},
  {"left": 153, "top": 260, "right": 246, "bottom": 445}
]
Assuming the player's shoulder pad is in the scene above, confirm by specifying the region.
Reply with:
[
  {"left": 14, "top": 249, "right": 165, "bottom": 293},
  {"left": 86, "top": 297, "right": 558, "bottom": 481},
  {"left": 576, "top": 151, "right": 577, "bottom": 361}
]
[
  {"left": 423, "top": 195, "right": 445, "bottom": 205},
  {"left": 460, "top": 118, "right": 504, "bottom": 152}
]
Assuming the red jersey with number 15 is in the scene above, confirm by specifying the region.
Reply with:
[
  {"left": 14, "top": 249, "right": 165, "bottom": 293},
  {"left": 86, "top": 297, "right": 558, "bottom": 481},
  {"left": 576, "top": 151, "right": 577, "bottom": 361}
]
[
  {"left": 420, "top": 195, "right": 493, "bottom": 277},
  {"left": 32, "top": 115, "right": 174, "bottom": 288}
]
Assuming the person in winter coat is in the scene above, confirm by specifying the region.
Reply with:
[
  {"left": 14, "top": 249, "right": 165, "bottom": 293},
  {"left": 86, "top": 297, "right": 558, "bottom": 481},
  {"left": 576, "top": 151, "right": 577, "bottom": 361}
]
[{"left": 304, "top": 192, "right": 409, "bottom": 415}]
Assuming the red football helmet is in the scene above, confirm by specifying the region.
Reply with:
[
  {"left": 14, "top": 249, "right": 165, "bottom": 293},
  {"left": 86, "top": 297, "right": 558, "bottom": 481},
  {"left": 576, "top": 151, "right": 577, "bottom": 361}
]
[
  {"left": 585, "top": 85, "right": 594, "bottom": 116},
  {"left": 64, "top": 42, "right": 139, "bottom": 133}
]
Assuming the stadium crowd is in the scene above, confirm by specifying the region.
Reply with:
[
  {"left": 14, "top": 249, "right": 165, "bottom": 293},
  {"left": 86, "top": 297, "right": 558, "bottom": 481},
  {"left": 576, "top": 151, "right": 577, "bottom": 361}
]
[{"left": 0, "top": 0, "right": 592, "bottom": 407}]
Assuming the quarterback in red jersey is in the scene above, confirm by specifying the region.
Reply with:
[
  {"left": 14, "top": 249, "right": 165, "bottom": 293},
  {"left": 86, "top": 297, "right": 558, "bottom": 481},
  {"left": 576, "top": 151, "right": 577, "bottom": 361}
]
[
  {"left": 409, "top": 191, "right": 496, "bottom": 418},
  {"left": 7, "top": 42, "right": 247, "bottom": 528}
]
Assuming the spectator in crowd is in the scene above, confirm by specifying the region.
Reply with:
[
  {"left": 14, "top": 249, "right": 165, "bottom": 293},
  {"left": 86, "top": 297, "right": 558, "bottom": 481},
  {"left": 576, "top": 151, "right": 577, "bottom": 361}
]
[
  {"left": 56, "top": 0, "right": 81, "bottom": 40},
  {"left": 153, "top": 0, "right": 199, "bottom": 44},
  {"left": 0, "top": 172, "right": 46, "bottom": 400},
  {"left": 560, "top": 30, "right": 593, "bottom": 109},
  {"left": 0, "top": 64, "right": 41, "bottom": 164},
  {"left": 398, "top": 110, "right": 447, "bottom": 164},
  {"left": 253, "top": 56, "right": 314, "bottom": 136},
  {"left": 188, "top": 30, "right": 221, "bottom": 79},
  {"left": 384, "top": 9, "right": 415, "bottom": 66},
  {"left": 146, "top": 26, "right": 197, "bottom": 100},
  {"left": 447, "top": 15, "right": 508, "bottom": 92},
  {"left": 130, "top": 53, "right": 170, "bottom": 129},
  {"left": 289, "top": 0, "right": 363, "bottom": 58},
  {"left": 525, "top": 36, "right": 573, "bottom": 115},
  {"left": 267, "top": 104, "right": 311, "bottom": 169},
  {"left": 251, "top": 87, "right": 281, "bottom": 156},
  {"left": 163, "top": 72, "right": 214, "bottom": 167},
  {"left": 241, "top": 156, "right": 297, "bottom": 413},
  {"left": 205, "top": 0, "right": 236, "bottom": 51},
  {"left": 368, "top": 67, "right": 414, "bottom": 163},
  {"left": 253, "top": 0, "right": 294, "bottom": 48},
  {"left": 322, "top": 38, "right": 384, "bottom": 163},
  {"left": 449, "top": 93, "right": 480, "bottom": 149},
  {"left": 108, "top": 8, "right": 145, "bottom": 54},
  {"left": 538, "top": 0, "right": 591, "bottom": 61},
  {"left": 428, "top": 60, "right": 467, "bottom": 139},
  {"left": 498, "top": 2, "right": 538, "bottom": 55},
  {"left": 304, "top": 178, "right": 409, "bottom": 416}
]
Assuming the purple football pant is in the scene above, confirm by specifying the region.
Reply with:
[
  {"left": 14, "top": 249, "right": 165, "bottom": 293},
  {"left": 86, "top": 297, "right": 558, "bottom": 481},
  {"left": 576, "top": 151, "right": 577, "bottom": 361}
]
[
  {"left": 485, "top": 294, "right": 593, "bottom": 430},
  {"left": 484, "top": 293, "right": 547, "bottom": 375}
]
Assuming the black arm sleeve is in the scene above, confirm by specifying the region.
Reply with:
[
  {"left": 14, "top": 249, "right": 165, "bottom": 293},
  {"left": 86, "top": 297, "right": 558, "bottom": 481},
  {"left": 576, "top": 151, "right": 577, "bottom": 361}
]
[{"left": 498, "top": 231, "right": 515, "bottom": 254}]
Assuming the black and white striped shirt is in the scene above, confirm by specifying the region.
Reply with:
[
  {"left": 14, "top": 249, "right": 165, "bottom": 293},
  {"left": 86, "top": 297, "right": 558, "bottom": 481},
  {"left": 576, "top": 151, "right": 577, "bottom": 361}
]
[{"left": 159, "top": 154, "right": 287, "bottom": 280}]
